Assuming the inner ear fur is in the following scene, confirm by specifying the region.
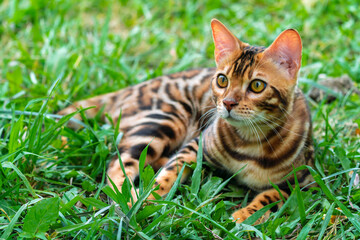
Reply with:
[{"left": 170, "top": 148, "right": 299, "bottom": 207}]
[
  {"left": 211, "top": 19, "right": 247, "bottom": 65},
  {"left": 264, "top": 29, "right": 302, "bottom": 79}
]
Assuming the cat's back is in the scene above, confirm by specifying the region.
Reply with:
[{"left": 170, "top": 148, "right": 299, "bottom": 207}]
[
  {"left": 59, "top": 68, "right": 215, "bottom": 129},
  {"left": 109, "top": 68, "right": 215, "bottom": 123}
]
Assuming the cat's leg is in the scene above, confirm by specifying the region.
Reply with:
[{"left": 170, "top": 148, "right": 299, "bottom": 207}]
[
  {"left": 148, "top": 137, "right": 200, "bottom": 199},
  {"left": 232, "top": 189, "right": 289, "bottom": 224},
  {"left": 107, "top": 154, "right": 140, "bottom": 203},
  {"left": 152, "top": 157, "right": 170, "bottom": 171},
  {"left": 107, "top": 137, "right": 170, "bottom": 203}
]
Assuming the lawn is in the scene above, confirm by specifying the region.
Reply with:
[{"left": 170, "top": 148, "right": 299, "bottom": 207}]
[{"left": 1, "top": 0, "right": 360, "bottom": 239}]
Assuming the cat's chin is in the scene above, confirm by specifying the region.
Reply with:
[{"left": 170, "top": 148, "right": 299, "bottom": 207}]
[
  {"left": 219, "top": 114, "right": 251, "bottom": 128},
  {"left": 223, "top": 117, "right": 249, "bottom": 128},
  {"left": 221, "top": 111, "right": 266, "bottom": 130}
]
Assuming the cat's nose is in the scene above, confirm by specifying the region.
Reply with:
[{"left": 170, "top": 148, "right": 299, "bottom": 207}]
[{"left": 223, "top": 99, "right": 238, "bottom": 112}]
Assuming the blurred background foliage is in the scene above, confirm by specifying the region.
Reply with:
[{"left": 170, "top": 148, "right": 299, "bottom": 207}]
[{"left": 1, "top": 0, "right": 359, "bottom": 111}]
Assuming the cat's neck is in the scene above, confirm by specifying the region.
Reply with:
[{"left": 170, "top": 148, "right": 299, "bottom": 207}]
[{"left": 217, "top": 109, "right": 291, "bottom": 143}]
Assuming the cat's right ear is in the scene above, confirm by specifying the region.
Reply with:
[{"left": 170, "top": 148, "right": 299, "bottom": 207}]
[
  {"left": 263, "top": 29, "right": 302, "bottom": 80},
  {"left": 211, "top": 19, "right": 244, "bottom": 65}
]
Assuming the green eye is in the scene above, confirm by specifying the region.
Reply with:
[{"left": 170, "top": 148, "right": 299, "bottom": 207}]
[
  {"left": 217, "top": 74, "right": 228, "bottom": 88},
  {"left": 250, "top": 80, "right": 266, "bottom": 93}
]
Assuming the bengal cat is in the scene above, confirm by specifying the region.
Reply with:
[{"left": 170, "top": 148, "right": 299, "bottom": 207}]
[{"left": 59, "top": 19, "right": 315, "bottom": 223}]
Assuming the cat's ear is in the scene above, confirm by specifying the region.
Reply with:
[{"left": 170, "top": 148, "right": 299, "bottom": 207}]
[
  {"left": 264, "top": 29, "right": 302, "bottom": 79},
  {"left": 211, "top": 19, "right": 245, "bottom": 65}
]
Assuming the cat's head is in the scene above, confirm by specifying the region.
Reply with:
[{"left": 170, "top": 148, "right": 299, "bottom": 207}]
[{"left": 210, "top": 19, "right": 302, "bottom": 128}]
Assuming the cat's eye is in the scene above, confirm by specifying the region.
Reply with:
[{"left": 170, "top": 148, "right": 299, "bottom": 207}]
[
  {"left": 217, "top": 74, "right": 228, "bottom": 88},
  {"left": 249, "top": 80, "right": 266, "bottom": 93}
]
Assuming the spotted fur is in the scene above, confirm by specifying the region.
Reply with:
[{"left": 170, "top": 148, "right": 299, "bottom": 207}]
[{"left": 59, "top": 19, "right": 314, "bottom": 223}]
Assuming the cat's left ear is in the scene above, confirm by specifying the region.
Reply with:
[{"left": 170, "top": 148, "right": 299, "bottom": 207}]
[
  {"left": 264, "top": 29, "right": 302, "bottom": 79},
  {"left": 211, "top": 19, "right": 246, "bottom": 65}
]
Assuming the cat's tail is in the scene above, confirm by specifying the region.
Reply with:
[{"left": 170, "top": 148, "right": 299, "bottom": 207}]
[{"left": 57, "top": 91, "right": 119, "bottom": 129}]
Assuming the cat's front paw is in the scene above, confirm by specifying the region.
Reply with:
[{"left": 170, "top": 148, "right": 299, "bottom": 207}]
[
  {"left": 147, "top": 186, "right": 168, "bottom": 201},
  {"left": 232, "top": 207, "right": 268, "bottom": 224},
  {"left": 232, "top": 209, "right": 250, "bottom": 223},
  {"left": 146, "top": 179, "right": 172, "bottom": 201},
  {"left": 147, "top": 193, "right": 156, "bottom": 201},
  {"left": 125, "top": 188, "right": 139, "bottom": 208}
]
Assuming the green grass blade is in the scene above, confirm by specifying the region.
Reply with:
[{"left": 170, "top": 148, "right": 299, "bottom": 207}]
[
  {"left": 116, "top": 217, "right": 123, "bottom": 240},
  {"left": 234, "top": 224, "right": 271, "bottom": 240},
  {"left": 104, "top": 179, "right": 129, "bottom": 213},
  {"left": 307, "top": 166, "right": 360, "bottom": 231},
  {"left": 112, "top": 138, "right": 135, "bottom": 205},
  {"left": 1, "top": 198, "right": 42, "bottom": 239},
  {"left": 348, "top": 163, "right": 359, "bottom": 201},
  {"left": 153, "top": 200, "right": 241, "bottom": 240},
  {"left": 136, "top": 205, "right": 164, "bottom": 222},
  {"left": 126, "top": 168, "right": 162, "bottom": 220},
  {"left": 273, "top": 191, "right": 296, "bottom": 220},
  {"left": 213, "top": 165, "right": 246, "bottom": 197},
  {"left": 165, "top": 164, "right": 186, "bottom": 201},
  {"left": 138, "top": 143, "right": 150, "bottom": 195},
  {"left": 56, "top": 222, "right": 96, "bottom": 233},
  {"left": 142, "top": 207, "right": 173, "bottom": 234},
  {"left": 114, "top": 110, "right": 122, "bottom": 143},
  {"left": 242, "top": 201, "right": 280, "bottom": 225},
  {"left": 80, "top": 197, "right": 108, "bottom": 209},
  {"left": 191, "top": 134, "right": 202, "bottom": 195},
  {"left": 318, "top": 203, "right": 335, "bottom": 240},
  {"left": 1, "top": 161, "right": 37, "bottom": 197},
  {"left": 8, "top": 113, "right": 23, "bottom": 162},
  {"left": 98, "top": 7, "right": 111, "bottom": 54},
  {"left": 293, "top": 167, "right": 306, "bottom": 226},
  {"left": 296, "top": 215, "right": 317, "bottom": 240}
]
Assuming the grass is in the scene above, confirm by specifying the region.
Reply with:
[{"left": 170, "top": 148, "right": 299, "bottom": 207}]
[{"left": 1, "top": 0, "right": 360, "bottom": 239}]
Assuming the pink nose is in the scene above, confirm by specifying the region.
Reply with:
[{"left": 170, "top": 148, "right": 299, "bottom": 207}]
[{"left": 223, "top": 99, "right": 238, "bottom": 111}]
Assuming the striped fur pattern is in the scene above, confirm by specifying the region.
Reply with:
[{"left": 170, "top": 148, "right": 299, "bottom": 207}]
[
  {"left": 59, "top": 19, "right": 314, "bottom": 223},
  {"left": 59, "top": 68, "right": 215, "bottom": 199}
]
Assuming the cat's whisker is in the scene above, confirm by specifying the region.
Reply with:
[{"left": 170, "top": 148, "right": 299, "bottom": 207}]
[
  {"left": 266, "top": 115, "right": 288, "bottom": 125},
  {"left": 245, "top": 118, "right": 264, "bottom": 156},
  {"left": 198, "top": 108, "right": 217, "bottom": 132},
  {"left": 199, "top": 111, "right": 211, "bottom": 124},
  {"left": 256, "top": 114, "right": 303, "bottom": 137},
  {"left": 251, "top": 121, "right": 264, "bottom": 155},
  {"left": 199, "top": 108, "right": 216, "bottom": 123},
  {"left": 201, "top": 115, "right": 216, "bottom": 131},
  {"left": 199, "top": 114, "right": 217, "bottom": 133},
  {"left": 279, "top": 107, "right": 290, "bottom": 121},
  {"left": 200, "top": 107, "right": 216, "bottom": 117},
  {"left": 279, "top": 106, "right": 295, "bottom": 121},
  {"left": 256, "top": 114, "right": 293, "bottom": 135},
  {"left": 199, "top": 110, "right": 213, "bottom": 120},
  {"left": 256, "top": 117, "right": 284, "bottom": 143},
  {"left": 263, "top": 115, "right": 300, "bottom": 136},
  {"left": 255, "top": 114, "right": 285, "bottom": 128},
  {"left": 200, "top": 105, "right": 216, "bottom": 111},
  {"left": 251, "top": 119, "right": 279, "bottom": 158}
]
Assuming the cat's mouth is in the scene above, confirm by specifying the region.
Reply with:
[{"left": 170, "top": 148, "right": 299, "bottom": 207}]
[
  {"left": 220, "top": 110, "right": 254, "bottom": 123},
  {"left": 218, "top": 106, "right": 266, "bottom": 128},
  {"left": 219, "top": 108, "right": 268, "bottom": 129},
  {"left": 219, "top": 108, "right": 254, "bottom": 120}
]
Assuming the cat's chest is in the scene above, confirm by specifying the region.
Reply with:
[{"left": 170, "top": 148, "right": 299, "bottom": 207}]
[{"left": 203, "top": 119, "right": 286, "bottom": 190}]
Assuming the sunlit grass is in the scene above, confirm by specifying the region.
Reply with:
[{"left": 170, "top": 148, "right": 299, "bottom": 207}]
[{"left": 1, "top": 0, "right": 360, "bottom": 239}]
